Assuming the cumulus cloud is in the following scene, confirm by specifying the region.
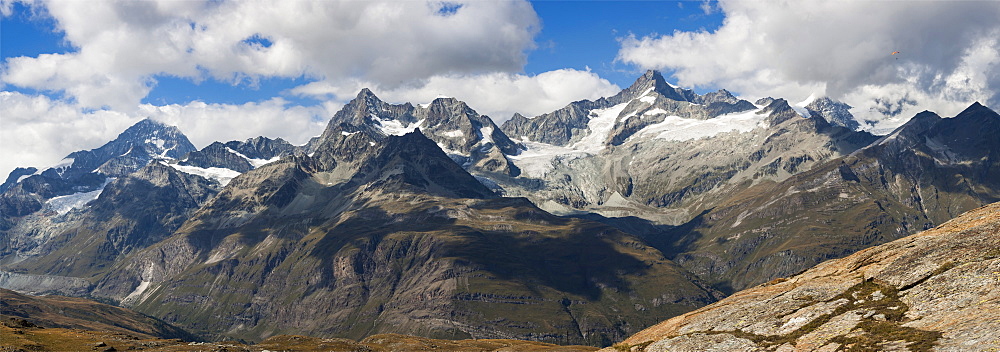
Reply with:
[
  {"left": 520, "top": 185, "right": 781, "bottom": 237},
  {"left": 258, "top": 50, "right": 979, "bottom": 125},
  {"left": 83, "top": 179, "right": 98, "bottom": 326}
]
[
  {"left": 0, "top": 91, "right": 136, "bottom": 175},
  {"left": 617, "top": 0, "right": 1000, "bottom": 129},
  {"left": 2, "top": 0, "right": 539, "bottom": 110},
  {"left": 0, "top": 91, "right": 330, "bottom": 177},
  {"left": 290, "top": 69, "right": 621, "bottom": 122}
]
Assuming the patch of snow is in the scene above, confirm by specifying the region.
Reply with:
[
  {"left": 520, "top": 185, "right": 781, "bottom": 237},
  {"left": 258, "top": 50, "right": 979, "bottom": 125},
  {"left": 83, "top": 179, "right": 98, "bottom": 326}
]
[
  {"left": 507, "top": 140, "right": 589, "bottom": 178},
  {"left": 479, "top": 126, "right": 494, "bottom": 144},
  {"left": 571, "top": 102, "right": 631, "bottom": 153},
  {"left": 635, "top": 109, "right": 765, "bottom": 142},
  {"left": 791, "top": 94, "right": 816, "bottom": 118},
  {"left": 145, "top": 137, "right": 166, "bottom": 150},
  {"left": 372, "top": 113, "right": 424, "bottom": 136},
  {"left": 122, "top": 280, "right": 151, "bottom": 304},
  {"left": 167, "top": 163, "right": 241, "bottom": 186},
  {"left": 644, "top": 108, "right": 668, "bottom": 116},
  {"left": 639, "top": 95, "right": 656, "bottom": 104},
  {"left": 43, "top": 178, "right": 112, "bottom": 215},
  {"left": 227, "top": 147, "right": 281, "bottom": 168},
  {"left": 16, "top": 174, "right": 31, "bottom": 183},
  {"left": 248, "top": 157, "right": 280, "bottom": 168},
  {"left": 441, "top": 130, "right": 464, "bottom": 138},
  {"left": 341, "top": 131, "right": 359, "bottom": 136}
]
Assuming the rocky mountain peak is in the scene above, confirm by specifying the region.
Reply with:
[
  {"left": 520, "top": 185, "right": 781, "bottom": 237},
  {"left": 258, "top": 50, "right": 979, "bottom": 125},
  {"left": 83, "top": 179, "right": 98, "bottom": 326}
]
[
  {"left": 111, "top": 118, "right": 195, "bottom": 159},
  {"left": 956, "top": 101, "right": 996, "bottom": 120},
  {"left": 805, "top": 97, "right": 860, "bottom": 130},
  {"left": 0, "top": 119, "right": 198, "bottom": 218},
  {"left": 614, "top": 69, "right": 683, "bottom": 103},
  {"left": 757, "top": 98, "right": 801, "bottom": 127}
]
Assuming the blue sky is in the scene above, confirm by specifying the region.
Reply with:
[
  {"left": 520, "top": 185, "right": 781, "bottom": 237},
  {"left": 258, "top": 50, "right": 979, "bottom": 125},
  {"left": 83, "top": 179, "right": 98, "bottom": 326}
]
[
  {"left": 1, "top": 0, "right": 998, "bottom": 178},
  {"left": 1, "top": 1, "right": 724, "bottom": 107}
]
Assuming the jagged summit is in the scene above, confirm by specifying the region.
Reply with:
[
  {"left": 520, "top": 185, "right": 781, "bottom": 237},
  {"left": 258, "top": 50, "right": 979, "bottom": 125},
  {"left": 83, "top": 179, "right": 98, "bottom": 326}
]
[
  {"left": 0, "top": 118, "right": 197, "bottom": 217},
  {"left": 804, "top": 96, "right": 859, "bottom": 130},
  {"left": 957, "top": 101, "right": 995, "bottom": 117},
  {"left": 500, "top": 70, "right": 757, "bottom": 146},
  {"left": 63, "top": 118, "right": 196, "bottom": 177},
  {"left": 314, "top": 89, "right": 522, "bottom": 176}
]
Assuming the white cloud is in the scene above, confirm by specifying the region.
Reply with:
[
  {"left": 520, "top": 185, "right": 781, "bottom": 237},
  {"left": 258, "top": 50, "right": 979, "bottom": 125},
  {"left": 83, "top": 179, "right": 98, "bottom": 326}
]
[
  {"left": 617, "top": 0, "right": 1000, "bottom": 128},
  {"left": 1, "top": 0, "right": 539, "bottom": 110},
  {"left": 0, "top": 0, "right": 551, "bottom": 177},
  {"left": 290, "top": 68, "right": 621, "bottom": 122},
  {"left": 137, "top": 98, "right": 330, "bottom": 148},
  {"left": 0, "top": 91, "right": 329, "bottom": 178},
  {"left": 0, "top": 91, "right": 136, "bottom": 176}
]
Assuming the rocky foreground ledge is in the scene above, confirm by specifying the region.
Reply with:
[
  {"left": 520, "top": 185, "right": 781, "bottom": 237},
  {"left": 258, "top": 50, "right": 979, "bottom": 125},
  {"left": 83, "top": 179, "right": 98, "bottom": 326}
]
[{"left": 603, "top": 202, "right": 1000, "bottom": 352}]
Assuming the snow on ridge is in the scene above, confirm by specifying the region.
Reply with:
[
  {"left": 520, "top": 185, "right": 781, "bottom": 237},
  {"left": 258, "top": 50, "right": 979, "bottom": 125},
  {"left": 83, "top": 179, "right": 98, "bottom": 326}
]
[
  {"left": 226, "top": 146, "right": 281, "bottom": 168},
  {"left": 571, "top": 102, "right": 631, "bottom": 153},
  {"left": 791, "top": 94, "right": 816, "bottom": 118},
  {"left": 635, "top": 109, "right": 766, "bottom": 142},
  {"left": 372, "top": 113, "right": 425, "bottom": 136},
  {"left": 34, "top": 158, "right": 75, "bottom": 177},
  {"left": 248, "top": 157, "right": 280, "bottom": 168},
  {"left": 167, "top": 163, "right": 241, "bottom": 186}
]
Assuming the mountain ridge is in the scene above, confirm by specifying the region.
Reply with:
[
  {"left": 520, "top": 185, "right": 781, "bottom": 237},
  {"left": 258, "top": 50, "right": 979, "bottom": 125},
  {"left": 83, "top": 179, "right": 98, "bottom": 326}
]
[{"left": 1, "top": 71, "right": 996, "bottom": 348}]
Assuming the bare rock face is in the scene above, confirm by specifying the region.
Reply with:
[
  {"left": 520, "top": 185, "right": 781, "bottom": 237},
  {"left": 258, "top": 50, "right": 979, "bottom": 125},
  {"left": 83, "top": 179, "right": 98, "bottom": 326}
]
[
  {"left": 604, "top": 201, "right": 1000, "bottom": 352},
  {"left": 312, "top": 89, "right": 524, "bottom": 177}
]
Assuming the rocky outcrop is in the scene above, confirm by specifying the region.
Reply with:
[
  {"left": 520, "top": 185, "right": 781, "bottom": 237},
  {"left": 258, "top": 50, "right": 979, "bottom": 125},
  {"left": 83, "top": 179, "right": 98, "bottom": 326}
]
[{"left": 604, "top": 201, "right": 1000, "bottom": 352}]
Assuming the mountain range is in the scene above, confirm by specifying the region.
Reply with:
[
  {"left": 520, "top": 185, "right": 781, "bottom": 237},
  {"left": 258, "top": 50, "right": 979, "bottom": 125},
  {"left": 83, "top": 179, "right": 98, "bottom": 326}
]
[{"left": 1, "top": 70, "right": 997, "bottom": 347}]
